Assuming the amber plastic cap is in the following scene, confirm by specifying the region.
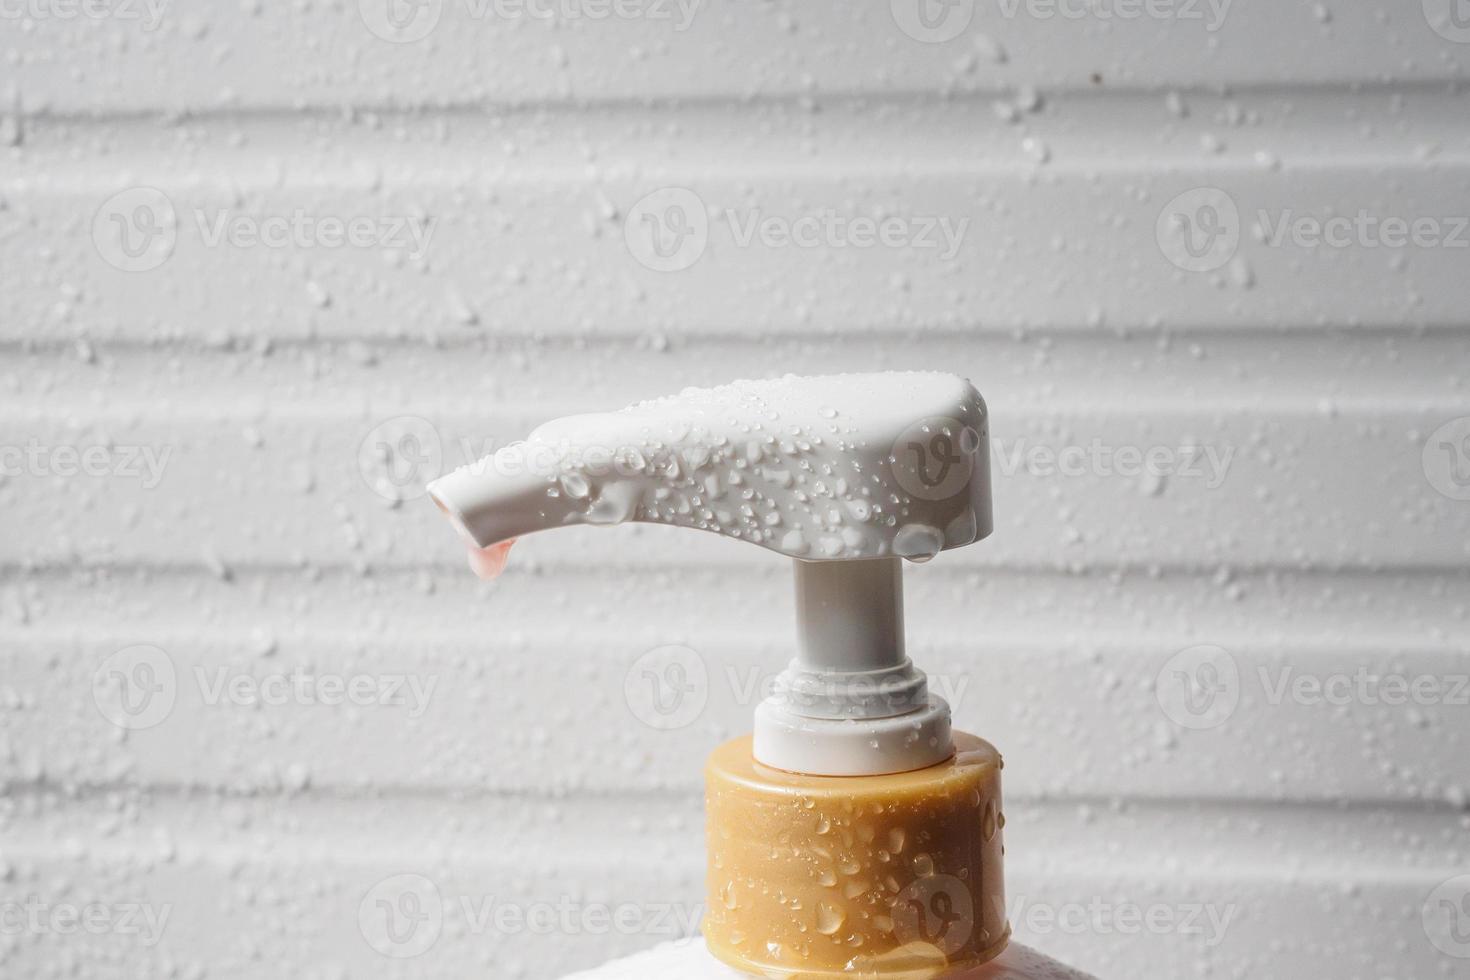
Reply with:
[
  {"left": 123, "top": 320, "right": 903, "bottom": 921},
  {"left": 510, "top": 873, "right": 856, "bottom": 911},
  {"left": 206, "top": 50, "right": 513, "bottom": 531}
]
[{"left": 704, "top": 733, "right": 1009, "bottom": 979}]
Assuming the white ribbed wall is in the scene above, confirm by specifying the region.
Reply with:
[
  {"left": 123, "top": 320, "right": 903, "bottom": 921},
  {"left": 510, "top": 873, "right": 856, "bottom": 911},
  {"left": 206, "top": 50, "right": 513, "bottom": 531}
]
[{"left": 3, "top": 2, "right": 1470, "bottom": 978}]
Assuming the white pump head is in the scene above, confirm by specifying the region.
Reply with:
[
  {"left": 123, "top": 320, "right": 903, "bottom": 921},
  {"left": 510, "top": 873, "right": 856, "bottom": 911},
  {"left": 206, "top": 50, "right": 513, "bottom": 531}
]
[{"left": 427, "top": 372, "right": 992, "bottom": 776}]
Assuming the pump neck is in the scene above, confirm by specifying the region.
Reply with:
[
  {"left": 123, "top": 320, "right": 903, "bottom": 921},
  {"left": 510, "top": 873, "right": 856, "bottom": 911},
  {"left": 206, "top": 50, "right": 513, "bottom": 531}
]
[
  {"left": 794, "top": 558, "right": 905, "bottom": 673},
  {"left": 751, "top": 556, "right": 954, "bottom": 777}
]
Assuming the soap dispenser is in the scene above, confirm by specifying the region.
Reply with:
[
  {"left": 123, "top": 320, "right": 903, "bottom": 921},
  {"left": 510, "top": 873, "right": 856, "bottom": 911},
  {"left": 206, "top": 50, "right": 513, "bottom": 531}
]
[{"left": 427, "top": 372, "right": 1094, "bottom": 979}]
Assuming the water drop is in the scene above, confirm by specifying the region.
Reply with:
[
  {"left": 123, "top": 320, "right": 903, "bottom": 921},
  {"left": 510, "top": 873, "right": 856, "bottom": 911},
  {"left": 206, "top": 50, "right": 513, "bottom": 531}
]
[
  {"left": 894, "top": 524, "right": 943, "bottom": 562},
  {"left": 815, "top": 903, "right": 846, "bottom": 936}
]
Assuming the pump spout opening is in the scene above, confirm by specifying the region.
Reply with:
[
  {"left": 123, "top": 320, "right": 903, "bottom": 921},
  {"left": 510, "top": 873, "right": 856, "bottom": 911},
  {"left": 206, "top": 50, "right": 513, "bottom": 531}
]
[
  {"left": 426, "top": 462, "right": 559, "bottom": 550},
  {"left": 427, "top": 483, "right": 468, "bottom": 537},
  {"left": 425, "top": 474, "right": 488, "bottom": 547}
]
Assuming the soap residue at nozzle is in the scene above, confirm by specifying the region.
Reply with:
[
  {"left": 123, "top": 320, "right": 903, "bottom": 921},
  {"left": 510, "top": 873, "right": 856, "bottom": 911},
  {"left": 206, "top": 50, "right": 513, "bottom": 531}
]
[{"left": 467, "top": 539, "right": 516, "bottom": 580}]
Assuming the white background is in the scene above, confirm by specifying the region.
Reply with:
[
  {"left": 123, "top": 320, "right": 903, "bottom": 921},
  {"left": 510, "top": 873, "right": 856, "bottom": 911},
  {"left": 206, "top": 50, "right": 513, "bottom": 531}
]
[{"left": 3, "top": 1, "right": 1470, "bottom": 977}]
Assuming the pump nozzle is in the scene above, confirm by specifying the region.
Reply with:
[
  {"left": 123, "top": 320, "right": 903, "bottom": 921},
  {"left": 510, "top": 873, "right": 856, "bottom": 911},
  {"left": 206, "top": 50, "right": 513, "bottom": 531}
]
[{"left": 427, "top": 372, "right": 992, "bottom": 775}]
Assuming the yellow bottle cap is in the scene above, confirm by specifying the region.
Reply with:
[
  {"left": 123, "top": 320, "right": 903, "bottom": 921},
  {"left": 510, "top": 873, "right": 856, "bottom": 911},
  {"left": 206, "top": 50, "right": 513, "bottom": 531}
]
[{"left": 704, "top": 732, "right": 1009, "bottom": 979}]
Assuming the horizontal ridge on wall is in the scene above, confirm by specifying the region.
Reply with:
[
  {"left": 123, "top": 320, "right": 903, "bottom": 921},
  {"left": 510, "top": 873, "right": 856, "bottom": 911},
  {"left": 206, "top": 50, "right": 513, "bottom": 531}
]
[{"left": 6, "top": 1, "right": 1470, "bottom": 112}]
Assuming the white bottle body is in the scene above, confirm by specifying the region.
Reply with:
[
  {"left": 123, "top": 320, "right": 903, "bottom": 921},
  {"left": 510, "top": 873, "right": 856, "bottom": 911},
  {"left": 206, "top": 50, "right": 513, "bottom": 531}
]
[{"left": 559, "top": 938, "right": 1097, "bottom": 980}]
